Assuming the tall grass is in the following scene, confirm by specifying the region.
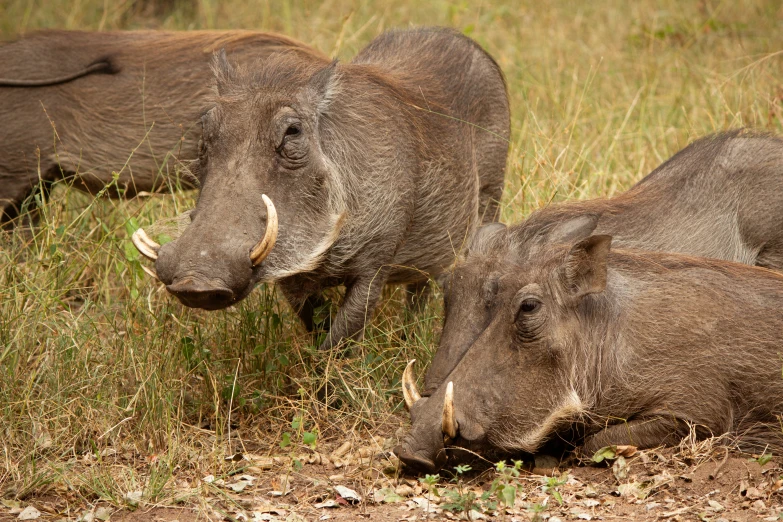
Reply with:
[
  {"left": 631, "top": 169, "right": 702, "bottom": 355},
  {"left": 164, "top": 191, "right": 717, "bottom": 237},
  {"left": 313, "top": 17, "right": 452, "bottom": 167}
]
[{"left": 2, "top": 0, "right": 782, "bottom": 505}]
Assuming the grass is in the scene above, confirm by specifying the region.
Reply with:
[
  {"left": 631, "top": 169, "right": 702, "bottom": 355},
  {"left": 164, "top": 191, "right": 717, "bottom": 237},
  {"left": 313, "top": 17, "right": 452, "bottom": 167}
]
[{"left": 2, "top": 0, "right": 783, "bottom": 512}]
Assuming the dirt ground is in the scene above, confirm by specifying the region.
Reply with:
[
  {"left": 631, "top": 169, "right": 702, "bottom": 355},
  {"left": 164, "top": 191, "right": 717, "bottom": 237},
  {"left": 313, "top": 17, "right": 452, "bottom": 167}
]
[{"left": 4, "top": 429, "right": 782, "bottom": 522}]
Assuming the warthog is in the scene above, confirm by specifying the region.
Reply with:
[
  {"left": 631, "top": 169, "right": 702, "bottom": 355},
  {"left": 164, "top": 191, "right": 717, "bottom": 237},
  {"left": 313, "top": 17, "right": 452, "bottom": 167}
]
[
  {"left": 0, "top": 30, "right": 321, "bottom": 222},
  {"left": 423, "top": 131, "right": 783, "bottom": 397},
  {"left": 133, "top": 27, "right": 510, "bottom": 349},
  {"left": 395, "top": 234, "right": 783, "bottom": 472}
]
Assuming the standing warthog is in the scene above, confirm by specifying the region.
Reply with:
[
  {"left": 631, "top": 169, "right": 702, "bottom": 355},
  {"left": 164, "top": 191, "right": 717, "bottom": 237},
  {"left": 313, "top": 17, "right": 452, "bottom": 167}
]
[
  {"left": 395, "top": 234, "right": 783, "bottom": 472},
  {"left": 423, "top": 131, "right": 783, "bottom": 397},
  {"left": 133, "top": 27, "right": 510, "bottom": 349},
  {"left": 0, "top": 30, "right": 322, "bottom": 223}
]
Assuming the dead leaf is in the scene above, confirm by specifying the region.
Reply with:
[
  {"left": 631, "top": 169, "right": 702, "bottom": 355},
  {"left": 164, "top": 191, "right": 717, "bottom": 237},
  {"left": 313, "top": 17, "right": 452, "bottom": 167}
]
[
  {"left": 331, "top": 441, "right": 352, "bottom": 459},
  {"left": 123, "top": 490, "right": 142, "bottom": 507},
  {"left": 314, "top": 500, "right": 339, "bottom": 509},
  {"left": 269, "top": 475, "right": 293, "bottom": 496},
  {"left": 334, "top": 485, "right": 361, "bottom": 504},
  {"left": 615, "top": 445, "right": 638, "bottom": 458},
  {"left": 17, "top": 506, "right": 41, "bottom": 520},
  {"left": 612, "top": 456, "right": 628, "bottom": 481},
  {"left": 32, "top": 422, "right": 52, "bottom": 450}
]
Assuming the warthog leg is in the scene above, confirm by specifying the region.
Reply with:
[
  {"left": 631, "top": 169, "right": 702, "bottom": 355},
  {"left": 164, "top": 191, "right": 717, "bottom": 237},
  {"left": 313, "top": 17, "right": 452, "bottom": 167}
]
[
  {"left": 579, "top": 415, "right": 702, "bottom": 455},
  {"left": 319, "top": 267, "right": 391, "bottom": 350}
]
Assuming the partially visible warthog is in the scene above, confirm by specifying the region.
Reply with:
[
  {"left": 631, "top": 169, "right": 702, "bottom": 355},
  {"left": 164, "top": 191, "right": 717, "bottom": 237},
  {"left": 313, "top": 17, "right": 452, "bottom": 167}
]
[
  {"left": 134, "top": 27, "right": 510, "bottom": 349},
  {"left": 395, "top": 235, "right": 783, "bottom": 472},
  {"left": 0, "top": 30, "right": 321, "bottom": 222},
  {"left": 424, "top": 131, "right": 783, "bottom": 396}
]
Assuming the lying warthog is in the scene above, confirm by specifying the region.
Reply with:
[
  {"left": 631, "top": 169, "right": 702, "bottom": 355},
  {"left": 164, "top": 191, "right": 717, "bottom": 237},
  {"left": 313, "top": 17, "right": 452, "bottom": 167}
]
[
  {"left": 133, "top": 27, "right": 510, "bottom": 349},
  {"left": 423, "top": 130, "right": 783, "bottom": 397},
  {"left": 395, "top": 234, "right": 783, "bottom": 472},
  {"left": 0, "top": 30, "right": 321, "bottom": 222}
]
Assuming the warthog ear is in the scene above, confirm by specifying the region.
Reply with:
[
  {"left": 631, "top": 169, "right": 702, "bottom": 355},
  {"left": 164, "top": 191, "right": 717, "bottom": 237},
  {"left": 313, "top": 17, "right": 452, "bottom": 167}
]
[
  {"left": 309, "top": 60, "right": 340, "bottom": 114},
  {"left": 547, "top": 214, "right": 599, "bottom": 244},
  {"left": 563, "top": 235, "right": 612, "bottom": 298},
  {"left": 466, "top": 222, "right": 508, "bottom": 257},
  {"left": 211, "top": 49, "right": 235, "bottom": 96}
]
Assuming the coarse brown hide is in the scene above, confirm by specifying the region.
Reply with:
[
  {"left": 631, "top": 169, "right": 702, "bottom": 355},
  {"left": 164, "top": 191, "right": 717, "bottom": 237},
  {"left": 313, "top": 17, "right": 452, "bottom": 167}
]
[
  {"left": 0, "top": 30, "right": 322, "bottom": 223},
  {"left": 396, "top": 235, "right": 783, "bottom": 472},
  {"left": 424, "top": 131, "right": 783, "bottom": 396},
  {"left": 143, "top": 27, "right": 510, "bottom": 349}
]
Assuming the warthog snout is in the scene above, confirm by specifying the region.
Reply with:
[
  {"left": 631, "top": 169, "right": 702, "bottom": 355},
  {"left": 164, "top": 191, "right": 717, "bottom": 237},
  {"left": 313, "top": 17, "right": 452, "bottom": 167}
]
[
  {"left": 132, "top": 195, "right": 278, "bottom": 310},
  {"left": 394, "top": 361, "right": 476, "bottom": 473},
  {"left": 165, "top": 277, "right": 236, "bottom": 310}
]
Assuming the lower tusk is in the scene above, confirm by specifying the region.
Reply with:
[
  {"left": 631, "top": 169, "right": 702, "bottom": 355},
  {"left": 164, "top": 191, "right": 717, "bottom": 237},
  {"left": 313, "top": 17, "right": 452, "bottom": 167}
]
[
  {"left": 442, "top": 381, "right": 458, "bottom": 440},
  {"left": 131, "top": 228, "right": 160, "bottom": 261},
  {"left": 250, "top": 194, "right": 278, "bottom": 267},
  {"left": 402, "top": 359, "right": 422, "bottom": 410},
  {"left": 140, "top": 264, "right": 159, "bottom": 281}
]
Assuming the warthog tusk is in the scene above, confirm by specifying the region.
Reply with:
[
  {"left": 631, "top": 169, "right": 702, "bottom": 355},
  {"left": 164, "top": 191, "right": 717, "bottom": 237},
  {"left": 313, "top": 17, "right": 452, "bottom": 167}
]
[
  {"left": 402, "top": 359, "right": 422, "bottom": 410},
  {"left": 131, "top": 227, "right": 160, "bottom": 261},
  {"left": 140, "top": 264, "right": 159, "bottom": 281},
  {"left": 442, "top": 381, "right": 458, "bottom": 441},
  {"left": 250, "top": 194, "right": 278, "bottom": 267}
]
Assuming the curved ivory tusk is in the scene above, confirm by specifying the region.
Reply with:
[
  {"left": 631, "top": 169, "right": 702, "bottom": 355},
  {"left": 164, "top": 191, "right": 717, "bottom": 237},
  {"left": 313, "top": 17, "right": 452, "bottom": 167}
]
[
  {"left": 250, "top": 194, "right": 278, "bottom": 267},
  {"left": 131, "top": 228, "right": 160, "bottom": 261},
  {"left": 140, "top": 264, "right": 159, "bottom": 281},
  {"left": 442, "top": 381, "right": 458, "bottom": 440},
  {"left": 402, "top": 359, "right": 422, "bottom": 410}
]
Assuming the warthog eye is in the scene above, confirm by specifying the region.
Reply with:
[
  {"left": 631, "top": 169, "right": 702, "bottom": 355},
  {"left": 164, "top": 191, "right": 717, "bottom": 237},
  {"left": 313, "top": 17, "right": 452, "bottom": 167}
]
[
  {"left": 519, "top": 298, "right": 541, "bottom": 314},
  {"left": 285, "top": 124, "right": 301, "bottom": 137}
]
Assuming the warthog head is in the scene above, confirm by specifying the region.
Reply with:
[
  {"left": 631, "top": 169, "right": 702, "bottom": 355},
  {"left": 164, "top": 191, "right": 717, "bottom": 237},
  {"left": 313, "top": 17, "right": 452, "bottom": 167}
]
[
  {"left": 423, "top": 215, "right": 600, "bottom": 396},
  {"left": 395, "top": 233, "right": 612, "bottom": 472},
  {"left": 132, "top": 51, "right": 346, "bottom": 309}
]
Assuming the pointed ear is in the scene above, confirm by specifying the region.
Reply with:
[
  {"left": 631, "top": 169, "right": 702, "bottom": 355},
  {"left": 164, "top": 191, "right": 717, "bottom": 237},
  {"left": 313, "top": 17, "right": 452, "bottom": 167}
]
[
  {"left": 546, "top": 214, "right": 600, "bottom": 244},
  {"left": 308, "top": 60, "right": 340, "bottom": 114},
  {"left": 211, "top": 49, "right": 235, "bottom": 95},
  {"left": 562, "top": 235, "right": 612, "bottom": 298},
  {"left": 466, "top": 222, "right": 507, "bottom": 257}
]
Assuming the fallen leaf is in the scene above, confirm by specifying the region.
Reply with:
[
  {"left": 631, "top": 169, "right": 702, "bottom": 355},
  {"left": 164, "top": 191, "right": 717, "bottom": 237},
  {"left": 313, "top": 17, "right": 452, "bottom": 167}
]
[
  {"left": 123, "top": 490, "right": 142, "bottom": 507},
  {"left": 17, "top": 506, "right": 41, "bottom": 520},
  {"left": 314, "top": 500, "right": 339, "bottom": 509},
  {"left": 331, "top": 441, "right": 352, "bottom": 459},
  {"left": 229, "top": 480, "right": 250, "bottom": 493},
  {"left": 269, "top": 475, "right": 293, "bottom": 496},
  {"left": 334, "top": 485, "right": 361, "bottom": 504},
  {"left": 592, "top": 446, "right": 617, "bottom": 463},
  {"left": 612, "top": 456, "right": 628, "bottom": 481},
  {"left": 615, "top": 445, "right": 638, "bottom": 458},
  {"left": 2, "top": 500, "right": 21, "bottom": 510}
]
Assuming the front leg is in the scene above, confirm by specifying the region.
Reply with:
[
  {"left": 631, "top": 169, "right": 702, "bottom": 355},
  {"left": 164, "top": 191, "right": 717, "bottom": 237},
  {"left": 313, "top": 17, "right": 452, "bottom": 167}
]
[
  {"left": 320, "top": 267, "right": 390, "bottom": 350},
  {"left": 579, "top": 415, "right": 696, "bottom": 455},
  {"left": 278, "top": 281, "right": 328, "bottom": 333}
]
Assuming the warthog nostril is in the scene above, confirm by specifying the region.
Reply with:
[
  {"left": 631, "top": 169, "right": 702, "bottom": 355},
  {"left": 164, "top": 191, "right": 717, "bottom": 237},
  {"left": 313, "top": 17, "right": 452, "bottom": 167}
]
[
  {"left": 166, "top": 277, "right": 235, "bottom": 309},
  {"left": 393, "top": 444, "right": 447, "bottom": 473}
]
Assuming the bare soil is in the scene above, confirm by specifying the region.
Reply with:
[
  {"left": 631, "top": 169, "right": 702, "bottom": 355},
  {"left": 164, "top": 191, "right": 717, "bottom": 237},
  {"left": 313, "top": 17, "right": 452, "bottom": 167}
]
[{"left": 4, "top": 428, "right": 782, "bottom": 522}]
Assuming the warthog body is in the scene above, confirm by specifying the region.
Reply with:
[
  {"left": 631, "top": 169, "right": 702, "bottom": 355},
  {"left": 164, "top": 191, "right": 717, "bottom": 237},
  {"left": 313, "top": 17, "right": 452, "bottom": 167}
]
[
  {"left": 424, "top": 131, "right": 783, "bottom": 396},
  {"left": 395, "top": 234, "right": 783, "bottom": 472},
  {"left": 140, "top": 27, "right": 510, "bottom": 349},
  {"left": 0, "top": 30, "right": 321, "bottom": 222}
]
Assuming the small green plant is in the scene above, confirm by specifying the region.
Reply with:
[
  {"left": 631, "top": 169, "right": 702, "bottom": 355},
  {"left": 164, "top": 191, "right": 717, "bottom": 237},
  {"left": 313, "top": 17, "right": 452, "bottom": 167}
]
[
  {"left": 440, "top": 464, "right": 479, "bottom": 516},
  {"left": 489, "top": 460, "right": 523, "bottom": 508},
  {"left": 541, "top": 473, "right": 569, "bottom": 505},
  {"left": 418, "top": 474, "right": 441, "bottom": 513},
  {"left": 439, "top": 464, "right": 499, "bottom": 518},
  {"left": 749, "top": 453, "right": 773, "bottom": 466},
  {"left": 279, "top": 389, "right": 319, "bottom": 476}
]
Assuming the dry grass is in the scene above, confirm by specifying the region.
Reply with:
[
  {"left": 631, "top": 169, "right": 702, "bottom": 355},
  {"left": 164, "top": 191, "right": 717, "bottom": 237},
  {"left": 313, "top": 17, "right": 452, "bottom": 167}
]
[{"left": 2, "top": 0, "right": 783, "bottom": 513}]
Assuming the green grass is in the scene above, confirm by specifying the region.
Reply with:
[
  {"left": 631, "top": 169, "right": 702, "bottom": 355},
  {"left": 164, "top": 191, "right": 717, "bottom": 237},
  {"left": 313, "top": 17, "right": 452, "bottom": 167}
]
[{"left": 2, "top": 0, "right": 783, "bottom": 508}]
